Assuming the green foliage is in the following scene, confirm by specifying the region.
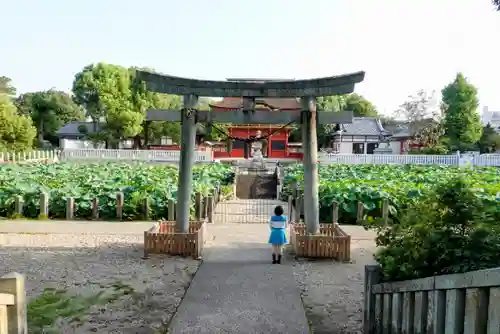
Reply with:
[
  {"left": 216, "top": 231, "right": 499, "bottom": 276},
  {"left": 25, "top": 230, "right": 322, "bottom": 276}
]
[
  {"left": 16, "top": 90, "right": 84, "bottom": 147},
  {"left": 28, "top": 283, "right": 134, "bottom": 333},
  {"left": 0, "top": 94, "right": 37, "bottom": 152},
  {"left": 282, "top": 163, "right": 500, "bottom": 224},
  {"left": 408, "top": 145, "right": 449, "bottom": 155},
  {"left": 0, "top": 76, "right": 16, "bottom": 96},
  {"left": 371, "top": 178, "right": 500, "bottom": 281},
  {"left": 0, "top": 162, "right": 234, "bottom": 220},
  {"left": 442, "top": 73, "right": 482, "bottom": 151},
  {"left": 344, "top": 93, "right": 378, "bottom": 117},
  {"left": 478, "top": 123, "right": 500, "bottom": 153},
  {"left": 72, "top": 63, "right": 184, "bottom": 148}
]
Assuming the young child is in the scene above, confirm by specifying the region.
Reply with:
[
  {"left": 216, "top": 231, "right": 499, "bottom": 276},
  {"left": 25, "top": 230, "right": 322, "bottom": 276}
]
[{"left": 268, "top": 205, "right": 288, "bottom": 264}]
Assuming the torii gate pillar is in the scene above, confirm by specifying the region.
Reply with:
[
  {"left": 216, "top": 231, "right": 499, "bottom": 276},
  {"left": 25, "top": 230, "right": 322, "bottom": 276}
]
[
  {"left": 176, "top": 94, "right": 198, "bottom": 233},
  {"left": 301, "top": 96, "right": 320, "bottom": 234}
]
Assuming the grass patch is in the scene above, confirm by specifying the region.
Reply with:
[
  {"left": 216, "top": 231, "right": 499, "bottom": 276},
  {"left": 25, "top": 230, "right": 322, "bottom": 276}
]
[{"left": 28, "top": 282, "right": 135, "bottom": 333}]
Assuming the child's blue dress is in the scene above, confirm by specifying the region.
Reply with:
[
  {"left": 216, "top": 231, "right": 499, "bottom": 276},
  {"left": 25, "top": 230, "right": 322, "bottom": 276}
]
[{"left": 268, "top": 215, "right": 288, "bottom": 245}]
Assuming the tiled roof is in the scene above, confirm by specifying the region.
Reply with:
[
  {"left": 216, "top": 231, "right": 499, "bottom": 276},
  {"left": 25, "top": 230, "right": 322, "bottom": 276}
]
[
  {"left": 210, "top": 97, "right": 301, "bottom": 110},
  {"left": 334, "top": 117, "right": 389, "bottom": 136},
  {"left": 57, "top": 122, "right": 103, "bottom": 137}
]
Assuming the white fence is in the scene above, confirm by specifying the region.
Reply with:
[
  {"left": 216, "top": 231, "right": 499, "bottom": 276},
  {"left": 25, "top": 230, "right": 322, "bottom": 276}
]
[
  {"left": 319, "top": 153, "right": 500, "bottom": 167},
  {"left": 60, "top": 149, "right": 213, "bottom": 162},
  {"left": 0, "top": 150, "right": 59, "bottom": 163}
]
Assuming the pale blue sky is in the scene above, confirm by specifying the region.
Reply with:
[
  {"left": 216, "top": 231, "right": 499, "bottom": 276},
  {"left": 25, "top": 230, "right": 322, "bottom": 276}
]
[{"left": 2, "top": 0, "right": 499, "bottom": 116}]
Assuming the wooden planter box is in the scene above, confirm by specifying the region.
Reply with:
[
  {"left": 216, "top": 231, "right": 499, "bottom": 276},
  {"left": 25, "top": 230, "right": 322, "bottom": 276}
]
[
  {"left": 143, "top": 221, "right": 206, "bottom": 259},
  {"left": 289, "top": 223, "right": 351, "bottom": 261}
]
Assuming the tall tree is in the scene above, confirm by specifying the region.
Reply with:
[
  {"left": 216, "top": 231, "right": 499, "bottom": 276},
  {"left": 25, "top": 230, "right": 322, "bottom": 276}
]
[
  {"left": 0, "top": 76, "right": 16, "bottom": 96},
  {"left": 16, "top": 90, "right": 84, "bottom": 147},
  {"left": 441, "top": 73, "right": 482, "bottom": 151},
  {"left": 0, "top": 94, "right": 36, "bottom": 151},
  {"left": 477, "top": 123, "right": 500, "bottom": 153},
  {"left": 344, "top": 93, "right": 378, "bottom": 117}
]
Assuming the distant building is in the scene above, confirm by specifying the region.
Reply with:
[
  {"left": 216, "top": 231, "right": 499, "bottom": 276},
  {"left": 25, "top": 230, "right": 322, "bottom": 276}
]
[
  {"left": 329, "top": 117, "right": 391, "bottom": 154},
  {"left": 482, "top": 106, "right": 500, "bottom": 131}
]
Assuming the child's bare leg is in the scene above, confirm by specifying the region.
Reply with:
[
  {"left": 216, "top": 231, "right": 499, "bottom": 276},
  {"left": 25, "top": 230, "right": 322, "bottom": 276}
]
[{"left": 276, "top": 244, "right": 283, "bottom": 264}]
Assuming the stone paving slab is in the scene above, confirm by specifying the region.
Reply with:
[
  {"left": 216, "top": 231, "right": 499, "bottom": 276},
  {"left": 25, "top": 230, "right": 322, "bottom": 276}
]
[{"left": 168, "top": 224, "right": 310, "bottom": 334}]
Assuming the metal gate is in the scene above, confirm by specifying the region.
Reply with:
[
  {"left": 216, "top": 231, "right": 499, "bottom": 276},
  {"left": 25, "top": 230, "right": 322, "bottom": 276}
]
[{"left": 212, "top": 199, "right": 288, "bottom": 224}]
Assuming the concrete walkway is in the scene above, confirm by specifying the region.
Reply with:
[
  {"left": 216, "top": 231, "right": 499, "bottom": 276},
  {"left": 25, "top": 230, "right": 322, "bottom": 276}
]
[{"left": 168, "top": 224, "right": 310, "bottom": 334}]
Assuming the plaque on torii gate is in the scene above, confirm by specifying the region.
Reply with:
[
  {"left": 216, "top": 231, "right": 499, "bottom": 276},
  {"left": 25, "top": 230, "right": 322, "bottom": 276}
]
[{"left": 137, "top": 71, "right": 365, "bottom": 235}]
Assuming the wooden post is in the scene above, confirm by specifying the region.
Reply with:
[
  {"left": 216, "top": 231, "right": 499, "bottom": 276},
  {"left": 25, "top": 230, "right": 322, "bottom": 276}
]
[
  {"left": 288, "top": 196, "right": 293, "bottom": 223},
  {"left": 116, "top": 192, "right": 124, "bottom": 220},
  {"left": 168, "top": 199, "right": 175, "bottom": 221},
  {"left": 92, "top": 198, "right": 99, "bottom": 219},
  {"left": 195, "top": 193, "right": 202, "bottom": 221},
  {"left": 14, "top": 196, "right": 23, "bottom": 216},
  {"left": 233, "top": 167, "right": 238, "bottom": 199},
  {"left": 176, "top": 94, "right": 199, "bottom": 233},
  {"left": 66, "top": 197, "right": 74, "bottom": 220},
  {"left": 202, "top": 196, "right": 209, "bottom": 219},
  {"left": 300, "top": 96, "right": 320, "bottom": 234},
  {"left": 142, "top": 197, "right": 150, "bottom": 220},
  {"left": 357, "top": 202, "right": 364, "bottom": 223},
  {"left": 39, "top": 193, "right": 48, "bottom": 219},
  {"left": 332, "top": 201, "right": 339, "bottom": 224},
  {"left": 382, "top": 199, "right": 389, "bottom": 224},
  {"left": 0, "top": 272, "right": 27, "bottom": 334},
  {"left": 207, "top": 196, "right": 214, "bottom": 224},
  {"left": 364, "top": 265, "right": 382, "bottom": 334},
  {"left": 295, "top": 196, "right": 302, "bottom": 224}
]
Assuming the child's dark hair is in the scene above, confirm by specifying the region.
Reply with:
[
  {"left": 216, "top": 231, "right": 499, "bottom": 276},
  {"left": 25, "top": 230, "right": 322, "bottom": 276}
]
[{"left": 274, "top": 205, "right": 284, "bottom": 216}]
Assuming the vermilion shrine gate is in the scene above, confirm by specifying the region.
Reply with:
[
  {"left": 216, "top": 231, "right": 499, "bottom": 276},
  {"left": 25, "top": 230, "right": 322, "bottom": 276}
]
[{"left": 138, "top": 71, "right": 365, "bottom": 241}]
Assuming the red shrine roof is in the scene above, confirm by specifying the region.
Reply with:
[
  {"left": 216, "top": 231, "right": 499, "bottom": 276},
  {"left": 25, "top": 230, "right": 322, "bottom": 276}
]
[{"left": 210, "top": 97, "right": 301, "bottom": 110}]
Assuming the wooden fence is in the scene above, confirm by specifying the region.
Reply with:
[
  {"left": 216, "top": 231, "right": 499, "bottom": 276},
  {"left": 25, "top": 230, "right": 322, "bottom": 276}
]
[
  {"left": 6, "top": 186, "right": 223, "bottom": 221},
  {"left": 288, "top": 196, "right": 365, "bottom": 261},
  {"left": 364, "top": 265, "right": 500, "bottom": 334},
  {"left": 142, "top": 187, "right": 222, "bottom": 259},
  {"left": 143, "top": 221, "right": 206, "bottom": 259},
  {"left": 0, "top": 273, "right": 27, "bottom": 334}
]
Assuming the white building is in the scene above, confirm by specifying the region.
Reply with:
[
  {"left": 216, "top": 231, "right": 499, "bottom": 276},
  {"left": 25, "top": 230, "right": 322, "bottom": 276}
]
[
  {"left": 482, "top": 106, "right": 500, "bottom": 131},
  {"left": 331, "top": 117, "right": 391, "bottom": 154}
]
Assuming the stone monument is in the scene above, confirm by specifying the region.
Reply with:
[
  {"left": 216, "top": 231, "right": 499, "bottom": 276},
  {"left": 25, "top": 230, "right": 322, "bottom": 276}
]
[
  {"left": 373, "top": 135, "right": 393, "bottom": 154},
  {"left": 250, "top": 130, "right": 266, "bottom": 169}
]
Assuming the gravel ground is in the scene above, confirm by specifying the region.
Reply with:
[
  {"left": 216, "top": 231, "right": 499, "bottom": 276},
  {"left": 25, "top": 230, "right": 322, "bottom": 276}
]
[
  {"left": 292, "top": 232, "right": 377, "bottom": 334},
  {"left": 0, "top": 233, "right": 200, "bottom": 333}
]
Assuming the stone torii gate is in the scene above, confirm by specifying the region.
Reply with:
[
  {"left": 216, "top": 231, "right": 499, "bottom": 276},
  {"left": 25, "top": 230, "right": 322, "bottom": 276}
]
[{"left": 137, "top": 71, "right": 365, "bottom": 235}]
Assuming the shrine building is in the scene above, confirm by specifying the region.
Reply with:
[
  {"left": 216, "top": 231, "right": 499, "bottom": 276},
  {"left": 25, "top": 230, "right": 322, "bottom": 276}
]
[{"left": 204, "top": 78, "right": 301, "bottom": 159}]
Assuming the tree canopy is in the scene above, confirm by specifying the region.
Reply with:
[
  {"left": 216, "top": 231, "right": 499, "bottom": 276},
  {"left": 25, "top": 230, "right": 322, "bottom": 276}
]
[
  {"left": 494, "top": 0, "right": 500, "bottom": 11},
  {"left": 478, "top": 123, "right": 500, "bottom": 153},
  {"left": 72, "top": 63, "right": 183, "bottom": 148},
  {"left": 0, "top": 94, "right": 37, "bottom": 151},
  {"left": 441, "top": 73, "right": 482, "bottom": 151},
  {"left": 0, "top": 76, "right": 16, "bottom": 96},
  {"left": 16, "top": 90, "right": 84, "bottom": 147}
]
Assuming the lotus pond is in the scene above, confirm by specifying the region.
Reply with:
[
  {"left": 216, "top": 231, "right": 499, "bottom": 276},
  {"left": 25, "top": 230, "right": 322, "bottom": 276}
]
[
  {"left": 0, "top": 162, "right": 234, "bottom": 220},
  {"left": 283, "top": 164, "right": 500, "bottom": 223}
]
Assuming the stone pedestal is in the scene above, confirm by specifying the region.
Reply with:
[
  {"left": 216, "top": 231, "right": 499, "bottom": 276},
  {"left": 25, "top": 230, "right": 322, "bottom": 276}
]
[{"left": 373, "top": 146, "right": 393, "bottom": 154}]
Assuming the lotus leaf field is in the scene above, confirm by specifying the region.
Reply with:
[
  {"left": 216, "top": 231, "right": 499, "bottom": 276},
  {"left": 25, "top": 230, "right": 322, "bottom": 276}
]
[
  {"left": 0, "top": 162, "right": 234, "bottom": 220},
  {"left": 282, "top": 164, "right": 500, "bottom": 224}
]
